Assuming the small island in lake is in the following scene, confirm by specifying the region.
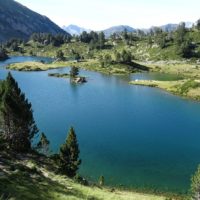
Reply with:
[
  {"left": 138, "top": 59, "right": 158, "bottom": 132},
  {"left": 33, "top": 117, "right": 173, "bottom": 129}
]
[{"left": 48, "top": 67, "right": 87, "bottom": 83}]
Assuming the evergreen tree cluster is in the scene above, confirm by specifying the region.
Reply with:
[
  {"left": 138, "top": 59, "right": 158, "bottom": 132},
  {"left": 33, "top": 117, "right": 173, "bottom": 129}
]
[
  {"left": 110, "top": 29, "right": 140, "bottom": 44},
  {"left": 0, "top": 72, "right": 38, "bottom": 152},
  {"left": 99, "top": 50, "right": 133, "bottom": 67},
  {"left": 99, "top": 54, "right": 112, "bottom": 67},
  {"left": 196, "top": 19, "right": 200, "bottom": 30},
  {"left": 56, "top": 50, "right": 65, "bottom": 61},
  {"left": 145, "top": 21, "right": 200, "bottom": 58},
  {"left": 3, "top": 38, "right": 24, "bottom": 52},
  {"left": 30, "top": 33, "right": 71, "bottom": 47},
  {"left": 114, "top": 50, "right": 133, "bottom": 64},
  {"left": 0, "top": 73, "right": 81, "bottom": 177},
  {"left": 121, "top": 29, "right": 140, "bottom": 45},
  {"left": 70, "top": 49, "right": 82, "bottom": 61},
  {"left": 79, "top": 31, "right": 105, "bottom": 49}
]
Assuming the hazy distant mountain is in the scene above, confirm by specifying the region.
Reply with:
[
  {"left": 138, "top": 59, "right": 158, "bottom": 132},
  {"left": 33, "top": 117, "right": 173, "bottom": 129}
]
[
  {"left": 63, "top": 25, "right": 91, "bottom": 36},
  {"left": 159, "top": 24, "right": 178, "bottom": 32},
  {"left": 142, "top": 22, "right": 194, "bottom": 33},
  {"left": 0, "top": 0, "right": 67, "bottom": 42},
  {"left": 160, "top": 22, "right": 193, "bottom": 31},
  {"left": 102, "top": 25, "right": 136, "bottom": 38},
  {"left": 185, "top": 22, "right": 193, "bottom": 28}
]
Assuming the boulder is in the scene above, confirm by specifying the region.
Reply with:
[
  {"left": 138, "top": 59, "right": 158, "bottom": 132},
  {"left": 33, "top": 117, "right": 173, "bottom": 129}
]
[{"left": 73, "top": 77, "right": 87, "bottom": 83}]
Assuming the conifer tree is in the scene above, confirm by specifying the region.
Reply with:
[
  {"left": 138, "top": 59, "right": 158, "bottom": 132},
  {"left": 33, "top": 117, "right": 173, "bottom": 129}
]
[
  {"left": 175, "top": 22, "right": 186, "bottom": 45},
  {"left": 70, "top": 66, "right": 79, "bottom": 78},
  {"left": 59, "top": 127, "right": 81, "bottom": 177},
  {"left": 98, "top": 32, "right": 105, "bottom": 49},
  {"left": 121, "top": 50, "right": 132, "bottom": 63},
  {"left": 56, "top": 50, "right": 65, "bottom": 61},
  {"left": 196, "top": 19, "right": 200, "bottom": 30},
  {"left": 99, "top": 175, "right": 105, "bottom": 186},
  {"left": 191, "top": 165, "right": 200, "bottom": 200},
  {"left": 0, "top": 72, "right": 38, "bottom": 152},
  {"left": 37, "top": 132, "right": 50, "bottom": 155}
]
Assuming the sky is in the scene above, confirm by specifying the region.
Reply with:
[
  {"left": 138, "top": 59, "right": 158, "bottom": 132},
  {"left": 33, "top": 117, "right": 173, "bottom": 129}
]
[{"left": 15, "top": 0, "right": 200, "bottom": 30}]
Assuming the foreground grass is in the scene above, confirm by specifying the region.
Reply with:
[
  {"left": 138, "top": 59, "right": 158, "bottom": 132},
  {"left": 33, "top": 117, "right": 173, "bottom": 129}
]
[{"left": 0, "top": 152, "right": 167, "bottom": 200}]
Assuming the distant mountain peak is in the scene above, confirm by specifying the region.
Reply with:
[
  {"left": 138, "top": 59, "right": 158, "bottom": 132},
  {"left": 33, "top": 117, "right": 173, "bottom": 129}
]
[
  {"left": 102, "top": 25, "right": 136, "bottom": 38},
  {"left": 63, "top": 24, "right": 91, "bottom": 36},
  {"left": 141, "top": 21, "right": 194, "bottom": 33}
]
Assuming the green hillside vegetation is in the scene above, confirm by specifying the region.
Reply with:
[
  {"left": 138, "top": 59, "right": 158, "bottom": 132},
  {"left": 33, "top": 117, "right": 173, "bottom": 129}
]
[
  {"left": 3, "top": 21, "right": 200, "bottom": 66},
  {"left": 3, "top": 21, "right": 200, "bottom": 100}
]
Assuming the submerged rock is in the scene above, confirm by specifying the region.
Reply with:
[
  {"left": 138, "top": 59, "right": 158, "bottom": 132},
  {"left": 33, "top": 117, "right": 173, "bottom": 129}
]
[{"left": 73, "top": 77, "right": 87, "bottom": 83}]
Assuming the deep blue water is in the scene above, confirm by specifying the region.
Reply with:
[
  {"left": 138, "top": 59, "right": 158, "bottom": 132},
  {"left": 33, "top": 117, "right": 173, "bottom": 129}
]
[{"left": 1, "top": 56, "right": 200, "bottom": 193}]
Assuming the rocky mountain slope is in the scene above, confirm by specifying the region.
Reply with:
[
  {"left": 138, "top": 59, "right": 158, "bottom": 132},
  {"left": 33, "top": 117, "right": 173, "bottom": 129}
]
[{"left": 0, "top": 0, "right": 68, "bottom": 42}]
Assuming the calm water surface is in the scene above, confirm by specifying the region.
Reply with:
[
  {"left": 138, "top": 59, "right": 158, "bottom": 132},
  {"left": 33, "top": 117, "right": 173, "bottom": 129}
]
[{"left": 1, "top": 56, "right": 200, "bottom": 193}]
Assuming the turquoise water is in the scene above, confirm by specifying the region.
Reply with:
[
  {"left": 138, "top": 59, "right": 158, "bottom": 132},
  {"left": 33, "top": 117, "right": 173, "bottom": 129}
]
[{"left": 1, "top": 56, "right": 200, "bottom": 193}]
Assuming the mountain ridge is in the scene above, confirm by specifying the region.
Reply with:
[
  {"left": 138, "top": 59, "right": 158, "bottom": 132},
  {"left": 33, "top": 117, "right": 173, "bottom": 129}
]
[
  {"left": 62, "top": 22, "right": 194, "bottom": 38},
  {"left": 0, "top": 0, "right": 68, "bottom": 41},
  {"left": 101, "top": 25, "right": 136, "bottom": 37},
  {"left": 63, "top": 24, "right": 91, "bottom": 35}
]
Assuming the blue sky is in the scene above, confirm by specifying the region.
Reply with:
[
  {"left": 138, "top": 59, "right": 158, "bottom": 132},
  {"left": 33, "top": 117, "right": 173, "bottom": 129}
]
[{"left": 16, "top": 0, "right": 200, "bottom": 30}]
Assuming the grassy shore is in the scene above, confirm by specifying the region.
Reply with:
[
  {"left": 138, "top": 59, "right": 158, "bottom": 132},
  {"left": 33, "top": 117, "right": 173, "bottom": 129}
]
[
  {"left": 6, "top": 59, "right": 135, "bottom": 75},
  {"left": 138, "top": 61, "right": 200, "bottom": 79},
  {"left": 130, "top": 79, "right": 200, "bottom": 101},
  {"left": 7, "top": 60, "right": 200, "bottom": 101},
  {"left": 6, "top": 61, "right": 68, "bottom": 71},
  {"left": 0, "top": 152, "right": 167, "bottom": 200},
  {"left": 128, "top": 61, "right": 200, "bottom": 101}
]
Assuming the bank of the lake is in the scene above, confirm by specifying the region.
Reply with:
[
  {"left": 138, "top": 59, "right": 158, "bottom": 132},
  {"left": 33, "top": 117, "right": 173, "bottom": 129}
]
[
  {"left": 138, "top": 61, "right": 200, "bottom": 79},
  {"left": 130, "top": 79, "right": 200, "bottom": 101},
  {"left": 7, "top": 61, "right": 67, "bottom": 71},
  {"left": 7, "top": 58, "right": 200, "bottom": 101},
  {"left": 129, "top": 61, "right": 200, "bottom": 101},
  {"left": 7, "top": 57, "right": 149, "bottom": 75}
]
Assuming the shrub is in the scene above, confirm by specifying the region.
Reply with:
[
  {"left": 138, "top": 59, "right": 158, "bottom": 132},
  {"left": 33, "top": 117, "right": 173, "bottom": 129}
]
[{"left": 179, "top": 80, "right": 200, "bottom": 94}]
